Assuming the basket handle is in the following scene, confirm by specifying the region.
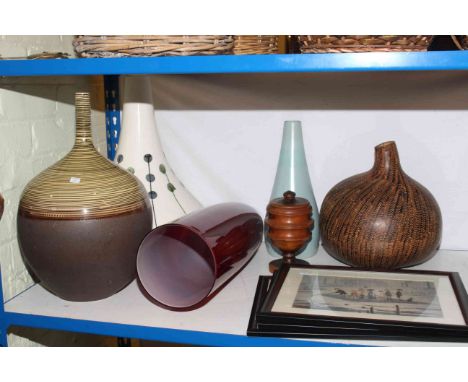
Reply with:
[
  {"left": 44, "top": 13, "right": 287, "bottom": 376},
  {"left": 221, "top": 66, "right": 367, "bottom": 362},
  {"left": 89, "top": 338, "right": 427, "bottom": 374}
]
[{"left": 451, "top": 35, "right": 464, "bottom": 50}]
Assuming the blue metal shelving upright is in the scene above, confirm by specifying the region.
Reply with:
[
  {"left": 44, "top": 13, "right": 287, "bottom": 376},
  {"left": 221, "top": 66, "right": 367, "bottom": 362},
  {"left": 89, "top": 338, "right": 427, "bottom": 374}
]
[
  {"left": 0, "top": 267, "right": 7, "bottom": 346},
  {"left": 103, "top": 75, "right": 121, "bottom": 161}
]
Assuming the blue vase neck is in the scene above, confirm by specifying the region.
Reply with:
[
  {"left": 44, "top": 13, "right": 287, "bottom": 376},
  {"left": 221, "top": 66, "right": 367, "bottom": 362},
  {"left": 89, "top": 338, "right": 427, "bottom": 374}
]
[
  {"left": 278, "top": 124, "right": 310, "bottom": 176},
  {"left": 271, "top": 123, "right": 313, "bottom": 199}
]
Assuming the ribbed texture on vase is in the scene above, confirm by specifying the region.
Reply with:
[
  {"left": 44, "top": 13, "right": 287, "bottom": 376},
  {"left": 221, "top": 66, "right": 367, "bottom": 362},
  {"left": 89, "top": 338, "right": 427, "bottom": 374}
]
[
  {"left": 74, "top": 92, "right": 93, "bottom": 144},
  {"left": 19, "top": 93, "right": 150, "bottom": 220}
]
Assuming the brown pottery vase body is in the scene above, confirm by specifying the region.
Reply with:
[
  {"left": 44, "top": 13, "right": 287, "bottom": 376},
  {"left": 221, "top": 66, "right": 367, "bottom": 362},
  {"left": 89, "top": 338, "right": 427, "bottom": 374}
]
[
  {"left": 17, "top": 93, "right": 153, "bottom": 301},
  {"left": 320, "top": 141, "right": 442, "bottom": 270}
]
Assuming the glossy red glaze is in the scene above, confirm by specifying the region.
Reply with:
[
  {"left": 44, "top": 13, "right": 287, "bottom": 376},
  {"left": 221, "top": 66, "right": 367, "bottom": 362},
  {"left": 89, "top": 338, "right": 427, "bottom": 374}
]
[{"left": 136, "top": 203, "right": 263, "bottom": 310}]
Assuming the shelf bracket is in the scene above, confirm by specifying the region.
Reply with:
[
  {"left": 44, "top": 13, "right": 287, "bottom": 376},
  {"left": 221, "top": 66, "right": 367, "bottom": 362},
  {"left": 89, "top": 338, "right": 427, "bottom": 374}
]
[
  {"left": 104, "top": 75, "right": 121, "bottom": 161},
  {"left": 0, "top": 266, "right": 8, "bottom": 346}
]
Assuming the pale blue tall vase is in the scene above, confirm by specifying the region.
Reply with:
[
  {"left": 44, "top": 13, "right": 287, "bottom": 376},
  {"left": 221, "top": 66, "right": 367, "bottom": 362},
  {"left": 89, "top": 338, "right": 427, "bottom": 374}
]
[{"left": 266, "top": 120, "right": 319, "bottom": 259}]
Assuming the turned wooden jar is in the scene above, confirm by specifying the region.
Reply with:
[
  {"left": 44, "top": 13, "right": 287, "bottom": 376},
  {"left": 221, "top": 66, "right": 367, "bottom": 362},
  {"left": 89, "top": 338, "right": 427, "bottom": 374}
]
[
  {"left": 320, "top": 141, "right": 442, "bottom": 270},
  {"left": 265, "top": 191, "right": 314, "bottom": 272}
]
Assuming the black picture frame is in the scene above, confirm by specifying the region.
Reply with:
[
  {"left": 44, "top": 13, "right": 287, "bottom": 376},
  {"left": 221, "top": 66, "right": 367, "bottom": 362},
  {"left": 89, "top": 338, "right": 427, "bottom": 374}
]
[{"left": 248, "top": 264, "right": 468, "bottom": 342}]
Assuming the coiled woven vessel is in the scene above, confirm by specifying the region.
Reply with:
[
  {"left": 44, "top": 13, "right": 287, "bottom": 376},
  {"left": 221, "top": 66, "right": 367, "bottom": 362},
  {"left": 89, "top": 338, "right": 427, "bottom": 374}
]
[
  {"left": 297, "top": 35, "right": 433, "bottom": 53},
  {"left": 320, "top": 141, "right": 442, "bottom": 270}
]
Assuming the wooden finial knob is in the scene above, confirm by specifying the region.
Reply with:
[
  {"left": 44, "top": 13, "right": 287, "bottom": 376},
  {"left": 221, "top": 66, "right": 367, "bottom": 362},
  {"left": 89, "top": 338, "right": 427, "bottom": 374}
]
[{"left": 283, "top": 190, "right": 296, "bottom": 203}]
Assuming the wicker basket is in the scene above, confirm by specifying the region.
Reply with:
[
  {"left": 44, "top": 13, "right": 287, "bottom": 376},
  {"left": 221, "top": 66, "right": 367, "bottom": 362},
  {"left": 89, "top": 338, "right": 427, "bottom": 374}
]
[
  {"left": 452, "top": 36, "right": 468, "bottom": 50},
  {"left": 73, "top": 35, "right": 234, "bottom": 57},
  {"left": 297, "top": 35, "right": 433, "bottom": 53},
  {"left": 233, "top": 36, "right": 279, "bottom": 55}
]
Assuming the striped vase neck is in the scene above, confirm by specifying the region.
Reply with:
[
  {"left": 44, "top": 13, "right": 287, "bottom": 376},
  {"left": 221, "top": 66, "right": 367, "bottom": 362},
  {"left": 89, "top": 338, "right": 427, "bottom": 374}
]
[
  {"left": 74, "top": 92, "right": 93, "bottom": 147},
  {"left": 18, "top": 92, "right": 150, "bottom": 220}
]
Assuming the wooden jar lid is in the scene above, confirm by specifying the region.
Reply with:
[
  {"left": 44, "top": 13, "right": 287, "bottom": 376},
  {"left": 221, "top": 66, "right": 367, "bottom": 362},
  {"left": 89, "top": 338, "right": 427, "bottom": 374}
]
[{"left": 267, "top": 191, "right": 313, "bottom": 219}]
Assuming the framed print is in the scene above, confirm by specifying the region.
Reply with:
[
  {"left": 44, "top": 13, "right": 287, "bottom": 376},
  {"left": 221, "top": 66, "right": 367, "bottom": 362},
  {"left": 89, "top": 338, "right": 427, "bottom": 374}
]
[
  {"left": 247, "top": 276, "right": 413, "bottom": 342},
  {"left": 251, "top": 265, "right": 468, "bottom": 342},
  {"left": 248, "top": 276, "right": 385, "bottom": 341}
]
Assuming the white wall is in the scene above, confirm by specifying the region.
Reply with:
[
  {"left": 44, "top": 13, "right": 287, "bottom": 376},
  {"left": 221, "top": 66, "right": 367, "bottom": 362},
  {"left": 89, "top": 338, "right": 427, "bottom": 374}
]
[
  {"left": 0, "top": 35, "right": 75, "bottom": 57},
  {"left": 149, "top": 71, "right": 468, "bottom": 250},
  {"left": 0, "top": 35, "right": 106, "bottom": 345}
]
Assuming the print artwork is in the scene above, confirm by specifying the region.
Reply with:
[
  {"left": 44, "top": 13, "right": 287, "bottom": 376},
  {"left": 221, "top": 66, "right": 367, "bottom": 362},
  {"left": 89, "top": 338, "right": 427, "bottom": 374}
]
[{"left": 293, "top": 274, "right": 443, "bottom": 318}]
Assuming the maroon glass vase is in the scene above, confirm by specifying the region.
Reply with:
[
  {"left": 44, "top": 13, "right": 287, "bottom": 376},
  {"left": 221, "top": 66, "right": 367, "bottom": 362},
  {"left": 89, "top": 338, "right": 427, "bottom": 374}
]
[{"left": 136, "top": 202, "right": 263, "bottom": 310}]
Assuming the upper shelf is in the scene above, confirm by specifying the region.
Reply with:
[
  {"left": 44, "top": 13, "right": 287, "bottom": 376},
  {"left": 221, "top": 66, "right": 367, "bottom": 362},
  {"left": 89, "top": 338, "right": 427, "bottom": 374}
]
[{"left": 2, "top": 51, "right": 468, "bottom": 76}]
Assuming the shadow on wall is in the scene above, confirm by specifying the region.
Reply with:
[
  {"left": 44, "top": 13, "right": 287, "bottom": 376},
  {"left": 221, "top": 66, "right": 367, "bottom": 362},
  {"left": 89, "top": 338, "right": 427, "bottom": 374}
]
[
  {"left": 151, "top": 71, "right": 468, "bottom": 110},
  {"left": 3, "top": 72, "right": 468, "bottom": 111}
]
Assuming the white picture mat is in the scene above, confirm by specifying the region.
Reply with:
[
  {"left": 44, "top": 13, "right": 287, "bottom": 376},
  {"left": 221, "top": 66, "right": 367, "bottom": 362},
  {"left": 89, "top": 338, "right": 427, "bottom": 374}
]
[{"left": 271, "top": 267, "right": 465, "bottom": 326}]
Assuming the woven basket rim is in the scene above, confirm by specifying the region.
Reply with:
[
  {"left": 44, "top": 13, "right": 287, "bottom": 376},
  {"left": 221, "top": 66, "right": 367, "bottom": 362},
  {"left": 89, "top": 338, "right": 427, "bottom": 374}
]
[
  {"left": 297, "top": 35, "right": 432, "bottom": 53},
  {"left": 73, "top": 35, "right": 235, "bottom": 57}
]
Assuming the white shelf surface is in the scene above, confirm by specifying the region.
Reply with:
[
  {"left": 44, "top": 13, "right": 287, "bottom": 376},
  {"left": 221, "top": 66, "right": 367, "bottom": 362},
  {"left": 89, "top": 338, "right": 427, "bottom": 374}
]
[{"left": 5, "top": 245, "right": 468, "bottom": 346}]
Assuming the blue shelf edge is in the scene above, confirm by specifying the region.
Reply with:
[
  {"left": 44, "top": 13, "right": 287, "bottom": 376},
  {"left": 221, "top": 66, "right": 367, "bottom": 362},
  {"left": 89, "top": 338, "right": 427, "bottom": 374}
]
[
  {"left": 2, "top": 51, "right": 468, "bottom": 76},
  {"left": 1, "top": 311, "right": 356, "bottom": 347},
  {"left": 0, "top": 265, "right": 357, "bottom": 347}
]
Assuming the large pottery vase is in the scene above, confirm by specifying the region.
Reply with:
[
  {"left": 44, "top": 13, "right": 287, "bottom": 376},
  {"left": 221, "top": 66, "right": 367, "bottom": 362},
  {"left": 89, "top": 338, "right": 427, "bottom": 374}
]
[
  {"left": 320, "top": 141, "right": 442, "bottom": 270},
  {"left": 17, "top": 93, "right": 153, "bottom": 301},
  {"left": 266, "top": 121, "right": 319, "bottom": 259},
  {"left": 115, "top": 75, "right": 202, "bottom": 228}
]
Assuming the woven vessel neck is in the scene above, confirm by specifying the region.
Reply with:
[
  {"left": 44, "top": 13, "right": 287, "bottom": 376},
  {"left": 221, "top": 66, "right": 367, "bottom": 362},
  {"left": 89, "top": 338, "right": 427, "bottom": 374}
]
[{"left": 371, "top": 141, "right": 405, "bottom": 183}]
